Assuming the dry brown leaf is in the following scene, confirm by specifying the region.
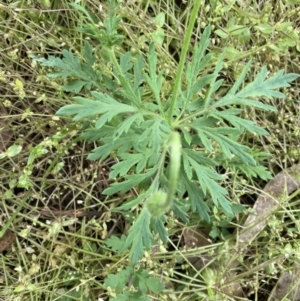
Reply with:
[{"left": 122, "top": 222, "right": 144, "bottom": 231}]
[
  {"left": 183, "top": 227, "right": 211, "bottom": 248},
  {"left": 237, "top": 164, "right": 300, "bottom": 299},
  {"left": 238, "top": 164, "right": 300, "bottom": 248},
  {"left": 182, "top": 227, "right": 214, "bottom": 270},
  {"left": 0, "top": 230, "right": 15, "bottom": 252},
  {"left": 269, "top": 263, "right": 300, "bottom": 301}
]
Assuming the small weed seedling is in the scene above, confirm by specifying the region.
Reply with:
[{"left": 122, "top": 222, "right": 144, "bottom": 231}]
[{"left": 32, "top": 0, "right": 299, "bottom": 298}]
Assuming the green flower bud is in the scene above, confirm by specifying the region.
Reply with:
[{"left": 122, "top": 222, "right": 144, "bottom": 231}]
[{"left": 146, "top": 191, "right": 169, "bottom": 217}]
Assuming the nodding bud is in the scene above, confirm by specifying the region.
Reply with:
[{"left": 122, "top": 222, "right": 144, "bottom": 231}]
[
  {"left": 146, "top": 131, "right": 181, "bottom": 217},
  {"left": 146, "top": 191, "right": 169, "bottom": 217}
]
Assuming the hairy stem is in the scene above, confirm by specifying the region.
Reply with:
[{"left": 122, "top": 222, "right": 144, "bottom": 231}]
[
  {"left": 165, "top": 131, "right": 181, "bottom": 206},
  {"left": 167, "top": 0, "right": 202, "bottom": 125}
]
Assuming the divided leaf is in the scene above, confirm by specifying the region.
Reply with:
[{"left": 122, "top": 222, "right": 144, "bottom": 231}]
[
  {"left": 231, "top": 163, "right": 273, "bottom": 180},
  {"left": 113, "top": 113, "right": 143, "bottom": 140},
  {"left": 182, "top": 154, "right": 232, "bottom": 215},
  {"left": 103, "top": 169, "right": 156, "bottom": 195},
  {"left": 133, "top": 268, "right": 165, "bottom": 294},
  {"left": 144, "top": 43, "right": 164, "bottom": 107},
  {"left": 87, "top": 134, "right": 136, "bottom": 161},
  {"left": 133, "top": 54, "right": 145, "bottom": 90},
  {"left": 56, "top": 92, "right": 137, "bottom": 129},
  {"left": 105, "top": 235, "right": 127, "bottom": 254},
  {"left": 104, "top": 267, "right": 132, "bottom": 292},
  {"left": 138, "top": 119, "right": 171, "bottom": 164},
  {"left": 124, "top": 208, "right": 153, "bottom": 265},
  {"left": 211, "top": 109, "right": 269, "bottom": 135},
  {"left": 31, "top": 41, "right": 100, "bottom": 93},
  {"left": 181, "top": 173, "right": 211, "bottom": 222},
  {"left": 188, "top": 122, "right": 255, "bottom": 165},
  {"left": 237, "top": 68, "right": 298, "bottom": 99},
  {"left": 109, "top": 153, "right": 145, "bottom": 178},
  {"left": 151, "top": 215, "right": 169, "bottom": 243},
  {"left": 213, "top": 64, "right": 299, "bottom": 109}
]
